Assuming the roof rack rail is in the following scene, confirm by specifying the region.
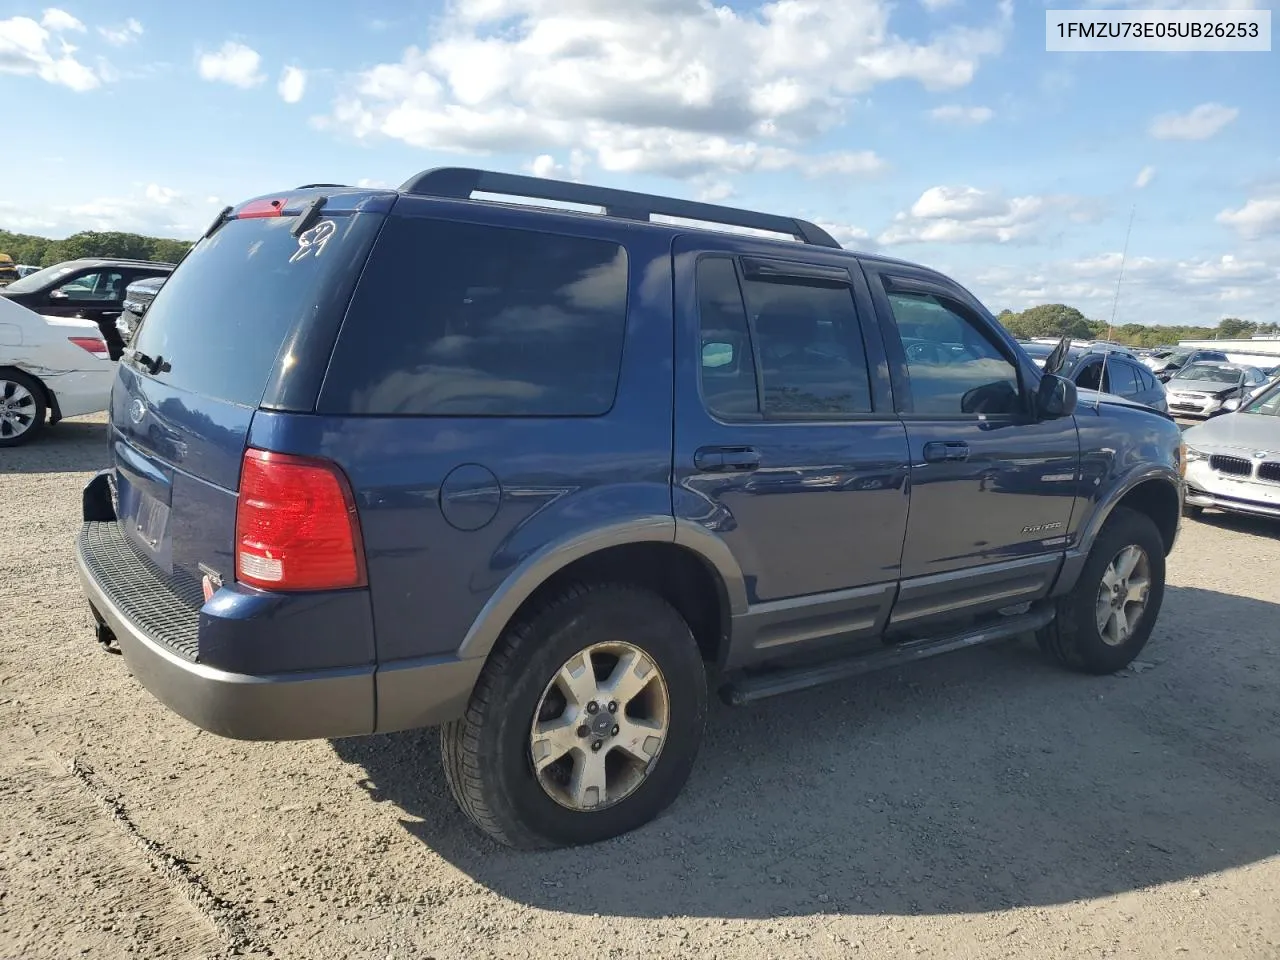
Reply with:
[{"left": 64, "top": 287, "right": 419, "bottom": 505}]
[
  {"left": 295, "top": 183, "right": 348, "bottom": 189},
  {"left": 398, "top": 167, "right": 842, "bottom": 249}
]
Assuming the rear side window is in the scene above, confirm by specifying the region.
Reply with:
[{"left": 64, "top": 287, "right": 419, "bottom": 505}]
[
  {"left": 132, "top": 213, "right": 382, "bottom": 407},
  {"left": 322, "top": 217, "right": 629, "bottom": 417}
]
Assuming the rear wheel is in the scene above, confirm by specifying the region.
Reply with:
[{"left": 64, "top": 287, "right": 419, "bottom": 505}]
[
  {"left": 0, "top": 369, "right": 46, "bottom": 447},
  {"left": 1038, "top": 507, "right": 1165, "bottom": 674},
  {"left": 441, "top": 583, "right": 707, "bottom": 849}
]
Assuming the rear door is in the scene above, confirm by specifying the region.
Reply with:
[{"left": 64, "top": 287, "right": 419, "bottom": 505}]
[
  {"left": 109, "top": 196, "right": 386, "bottom": 593},
  {"left": 861, "top": 261, "right": 1080, "bottom": 630},
  {"left": 672, "top": 236, "right": 910, "bottom": 667}
]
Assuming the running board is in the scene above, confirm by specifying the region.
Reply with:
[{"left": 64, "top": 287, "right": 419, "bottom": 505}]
[{"left": 719, "top": 605, "right": 1055, "bottom": 706}]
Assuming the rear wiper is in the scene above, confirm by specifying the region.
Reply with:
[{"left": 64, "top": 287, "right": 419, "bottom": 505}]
[
  {"left": 130, "top": 350, "right": 170, "bottom": 376},
  {"left": 203, "top": 205, "right": 234, "bottom": 240}
]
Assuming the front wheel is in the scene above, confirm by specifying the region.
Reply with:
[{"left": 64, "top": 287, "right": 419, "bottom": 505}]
[
  {"left": 1038, "top": 507, "right": 1166, "bottom": 674},
  {"left": 440, "top": 583, "right": 708, "bottom": 849}
]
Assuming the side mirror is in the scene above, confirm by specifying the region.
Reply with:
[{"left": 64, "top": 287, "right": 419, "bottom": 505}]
[
  {"left": 49, "top": 289, "right": 69, "bottom": 300},
  {"left": 701, "top": 341, "right": 735, "bottom": 369},
  {"left": 1221, "top": 397, "right": 1242, "bottom": 413},
  {"left": 1036, "top": 374, "right": 1078, "bottom": 420},
  {"left": 1041, "top": 335, "right": 1072, "bottom": 376}
]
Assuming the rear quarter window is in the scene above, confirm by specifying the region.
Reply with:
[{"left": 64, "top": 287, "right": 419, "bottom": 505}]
[{"left": 320, "top": 217, "right": 630, "bottom": 417}]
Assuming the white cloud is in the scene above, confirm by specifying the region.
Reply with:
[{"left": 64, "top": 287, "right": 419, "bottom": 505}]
[
  {"left": 1148, "top": 102, "right": 1238, "bottom": 141},
  {"left": 920, "top": 0, "right": 960, "bottom": 8},
  {"left": 880, "top": 185, "right": 1053, "bottom": 244},
  {"left": 817, "top": 221, "right": 877, "bottom": 250},
  {"left": 528, "top": 150, "right": 589, "bottom": 181},
  {"left": 1087, "top": 0, "right": 1259, "bottom": 7},
  {"left": 197, "top": 41, "right": 265, "bottom": 89},
  {"left": 0, "top": 13, "right": 100, "bottom": 91},
  {"left": 929, "top": 104, "right": 993, "bottom": 125},
  {"left": 972, "top": 250, "right": 1280, "bottom": 326},
  {"left": 278, "top": 65, "right": 307, "bottom": 103},
  {"left": 1134, "top": 165, "right": 1156, "bottom": 189},
  {"left": 41, "top": 9, "right": 84, "bottom": 32},
  {"left": 323, "top": 0, "right": 1012, "bottom": 180},
  {"left": 1217, "top": 196, "right": 1280, "bottom": 239},
  {"left": 99, "top": 18, "right": 143, "bottom": 46},
  {"left": 13, "top": 186, "right": 224, "bottom": 237}
]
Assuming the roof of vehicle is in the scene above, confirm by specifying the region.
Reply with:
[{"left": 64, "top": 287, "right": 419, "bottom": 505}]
[
  {"left": 125, "top": 275, "right": 167, "bottom": 291},
  {"left": 54, "top": 257, "right": 177, "bottom": 269},
  {"left": 232, "top": 167, "right": 929, "bottom": 274}
]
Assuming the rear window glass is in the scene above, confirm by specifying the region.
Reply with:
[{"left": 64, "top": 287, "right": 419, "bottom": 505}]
[
  {"left": 131, "top": 213, "right": 381, "bottom": 407},
  {"left": 320, "top": 217, "right": 629, "bottom": 417}
]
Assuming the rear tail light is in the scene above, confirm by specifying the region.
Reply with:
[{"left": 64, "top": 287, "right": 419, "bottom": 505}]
[
  {"left": 68, "top": 336, "right": 109, "bottom": 359},
  {"left": 235, "top": 448, "right": 366, "bottom": 591}
]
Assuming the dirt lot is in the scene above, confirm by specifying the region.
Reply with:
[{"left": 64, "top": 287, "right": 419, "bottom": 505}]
[{"left": 3, "top": 414, "right": 1279, "bottom": 960}]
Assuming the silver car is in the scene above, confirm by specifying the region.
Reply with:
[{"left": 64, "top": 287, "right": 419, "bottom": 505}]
[
  {"left": 1183, "top": 380, "right": 1280, "bottom": 521},
  {"left": 1164, "top": 362, "right": 1267, "bottom": 419}
]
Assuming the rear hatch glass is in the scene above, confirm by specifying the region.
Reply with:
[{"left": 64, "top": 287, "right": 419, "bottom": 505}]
[{"left": 111, "top": 202, "right": 385, "bottom": 590}]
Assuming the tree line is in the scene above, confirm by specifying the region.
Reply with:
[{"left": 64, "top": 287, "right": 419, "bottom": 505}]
[
  {"left": 995, "top": 303, "right": 1277, "bottom": 348},
  {"left": 0, "top": 229, "right": 192, "bottom": 268}
]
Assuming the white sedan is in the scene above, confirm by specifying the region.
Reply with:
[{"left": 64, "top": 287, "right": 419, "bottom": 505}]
[{"left": 0, "top": 296, "right": 114, "bottom": 446}]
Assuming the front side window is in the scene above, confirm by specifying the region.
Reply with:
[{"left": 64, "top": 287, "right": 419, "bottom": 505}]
[
  {"left": 55, "top": 271, "right": 124, "bottom": 302},
  {"left": 886, "top": 290, "right": 1021, "bottom": 416}
]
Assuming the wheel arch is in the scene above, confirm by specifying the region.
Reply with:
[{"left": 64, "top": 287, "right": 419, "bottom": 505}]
[
  {"left": 457, "top": 518, "right": 747, "bottom": 670},
  {"left": 0, "top": 364, "right": 56, "bottom": 427}
]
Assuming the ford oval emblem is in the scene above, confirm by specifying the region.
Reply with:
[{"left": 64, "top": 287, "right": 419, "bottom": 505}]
[{"left": 129, "top": 398, "right": 146, "bottom": 424}]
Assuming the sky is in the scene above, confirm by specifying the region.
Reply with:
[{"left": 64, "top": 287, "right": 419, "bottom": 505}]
[{"left": 1, "top": 0, "right": 1277, "bottom": 327}]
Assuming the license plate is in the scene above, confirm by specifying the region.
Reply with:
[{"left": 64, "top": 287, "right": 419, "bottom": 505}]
[{"left": 130, "top": 491, "right": 170, "bottom": 553}]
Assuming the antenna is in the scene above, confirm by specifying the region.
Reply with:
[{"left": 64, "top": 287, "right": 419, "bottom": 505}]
[{"left": 1097, "top": 203, "right": 1137, "bottom": 410}]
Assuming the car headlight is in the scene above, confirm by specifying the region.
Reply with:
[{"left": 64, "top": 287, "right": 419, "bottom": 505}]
[{"left": 1185, "top": 445, "right": 1207, "bottom": 462}]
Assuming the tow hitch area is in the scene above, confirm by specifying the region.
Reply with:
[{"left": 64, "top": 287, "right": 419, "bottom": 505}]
[{"left": 92, "top": 610, "right": 121, "bottom": 655}]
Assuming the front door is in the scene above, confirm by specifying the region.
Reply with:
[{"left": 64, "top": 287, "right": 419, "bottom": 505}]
[
  {"left": 673, "top": 236, "right": 911, "bottom": 668},
  {"left": 862, "top": 262, "right": 1080, "bottom": 631}
]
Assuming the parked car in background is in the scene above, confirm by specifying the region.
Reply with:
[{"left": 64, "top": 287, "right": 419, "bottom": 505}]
[
  {"left": 1183, "top": 379, "right": 1280, "bottom": 521},
  {"left": 1165, "top": 363, "right": 1268, "bottom": 419},
  {"left": 115, "top": 275, "right": 167, "bottom": 346},
  {"left": 0, "top": 254, "right": 19, "bottom": 287},
  {"left": 0, "top": 296, "right": 113, "bottom": 446},
  {"left": 1147, "top": 348, "right": 1229, "bottom": 382},
  {"left": 0, "top": 258, "right": 175, "bottom": 360},
  {"left": 77, "top": 168, "right": 1183, "bottom": 850},
  {"left": 1018, "top": 342, "right": 1167, "bottom": 413}
]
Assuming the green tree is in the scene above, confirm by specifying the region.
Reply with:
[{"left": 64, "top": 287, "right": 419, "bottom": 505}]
[{"left": 1217, "top": 317, "right": 1257, "bottom": 339}]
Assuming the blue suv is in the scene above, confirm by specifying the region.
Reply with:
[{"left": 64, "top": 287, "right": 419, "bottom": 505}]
[{"left": 77, "top": 169, "right": 1184, "bottom": 849}]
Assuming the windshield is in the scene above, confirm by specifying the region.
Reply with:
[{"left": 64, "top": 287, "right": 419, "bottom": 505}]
[
  {"left": 1243, "top": 382, "right": 1280, "bottom": 416},
  {"left": 1178, "top": 365, "right": 1246, "bottom": 384},
  {"left": 1, "top": 262, "right": 78, "bottom": 293}
]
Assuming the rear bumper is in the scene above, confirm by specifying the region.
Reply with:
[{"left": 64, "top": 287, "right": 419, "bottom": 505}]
[
  {"left": 77, "top": 531, "right": 376, "bottom": 740},
  {"left": 76, "top": 472, "right": 483, "bottom": 740}
]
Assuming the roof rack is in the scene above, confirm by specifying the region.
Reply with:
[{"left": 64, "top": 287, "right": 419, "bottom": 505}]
[
  {"left": 397, "top": 167, "right": 842, "bottom": 249},
  {"left": 295, "top": 183, "right": 348, "bottom": 189}
]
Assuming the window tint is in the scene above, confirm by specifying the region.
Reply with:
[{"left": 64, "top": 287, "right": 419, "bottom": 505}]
[
  {"left": 1136, "top": 365, "right": 1157, "bottom": 391},
  {"left": 886, "top": 291, "right": 1020, "bottom": 415},
  {"left": 133, "top": 213, "right": 383, "bottom": 407},
  {"left": 696, "top": 258, "right": 760, "bottom": 417},
  {"left": 1114, "top": 362, "right": 1140, "bottom": 395},
  {"left": 323, "top": 218, "right": 629, "bottom": 417},
  {"left": 738, "top": 273, "right": 872, "bottom": 416}
]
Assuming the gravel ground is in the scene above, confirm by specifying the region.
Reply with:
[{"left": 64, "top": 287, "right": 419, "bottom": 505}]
[{"left": 3, "top": 413, "right": 1279, "bottom": 960}]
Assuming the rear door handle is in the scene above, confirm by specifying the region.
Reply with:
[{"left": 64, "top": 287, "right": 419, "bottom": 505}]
[
  {"left": 923, "top": 441, "right": 970, "bottom": 463},
  {"left": 695, "top": 446, "right": 761, "bottom": 472}
]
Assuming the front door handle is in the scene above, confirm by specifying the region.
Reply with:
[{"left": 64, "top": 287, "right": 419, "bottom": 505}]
[
  {"left": 923, "top": 441, "right": 970, "bottom": 463},
  {"left": 695, "top": 446, "right": 761, "bottom": 472}
]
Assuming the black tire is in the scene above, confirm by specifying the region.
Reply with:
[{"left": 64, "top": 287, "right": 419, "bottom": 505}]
[
  {"left": 0, "top": 368, "right": 47, "bottom": 447},
  {"left": 1037, "top": 507, "right": 1165, "bottom": 675},
  {"left": 440, "top": 583, "right": 708, "bottom": 849}
]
